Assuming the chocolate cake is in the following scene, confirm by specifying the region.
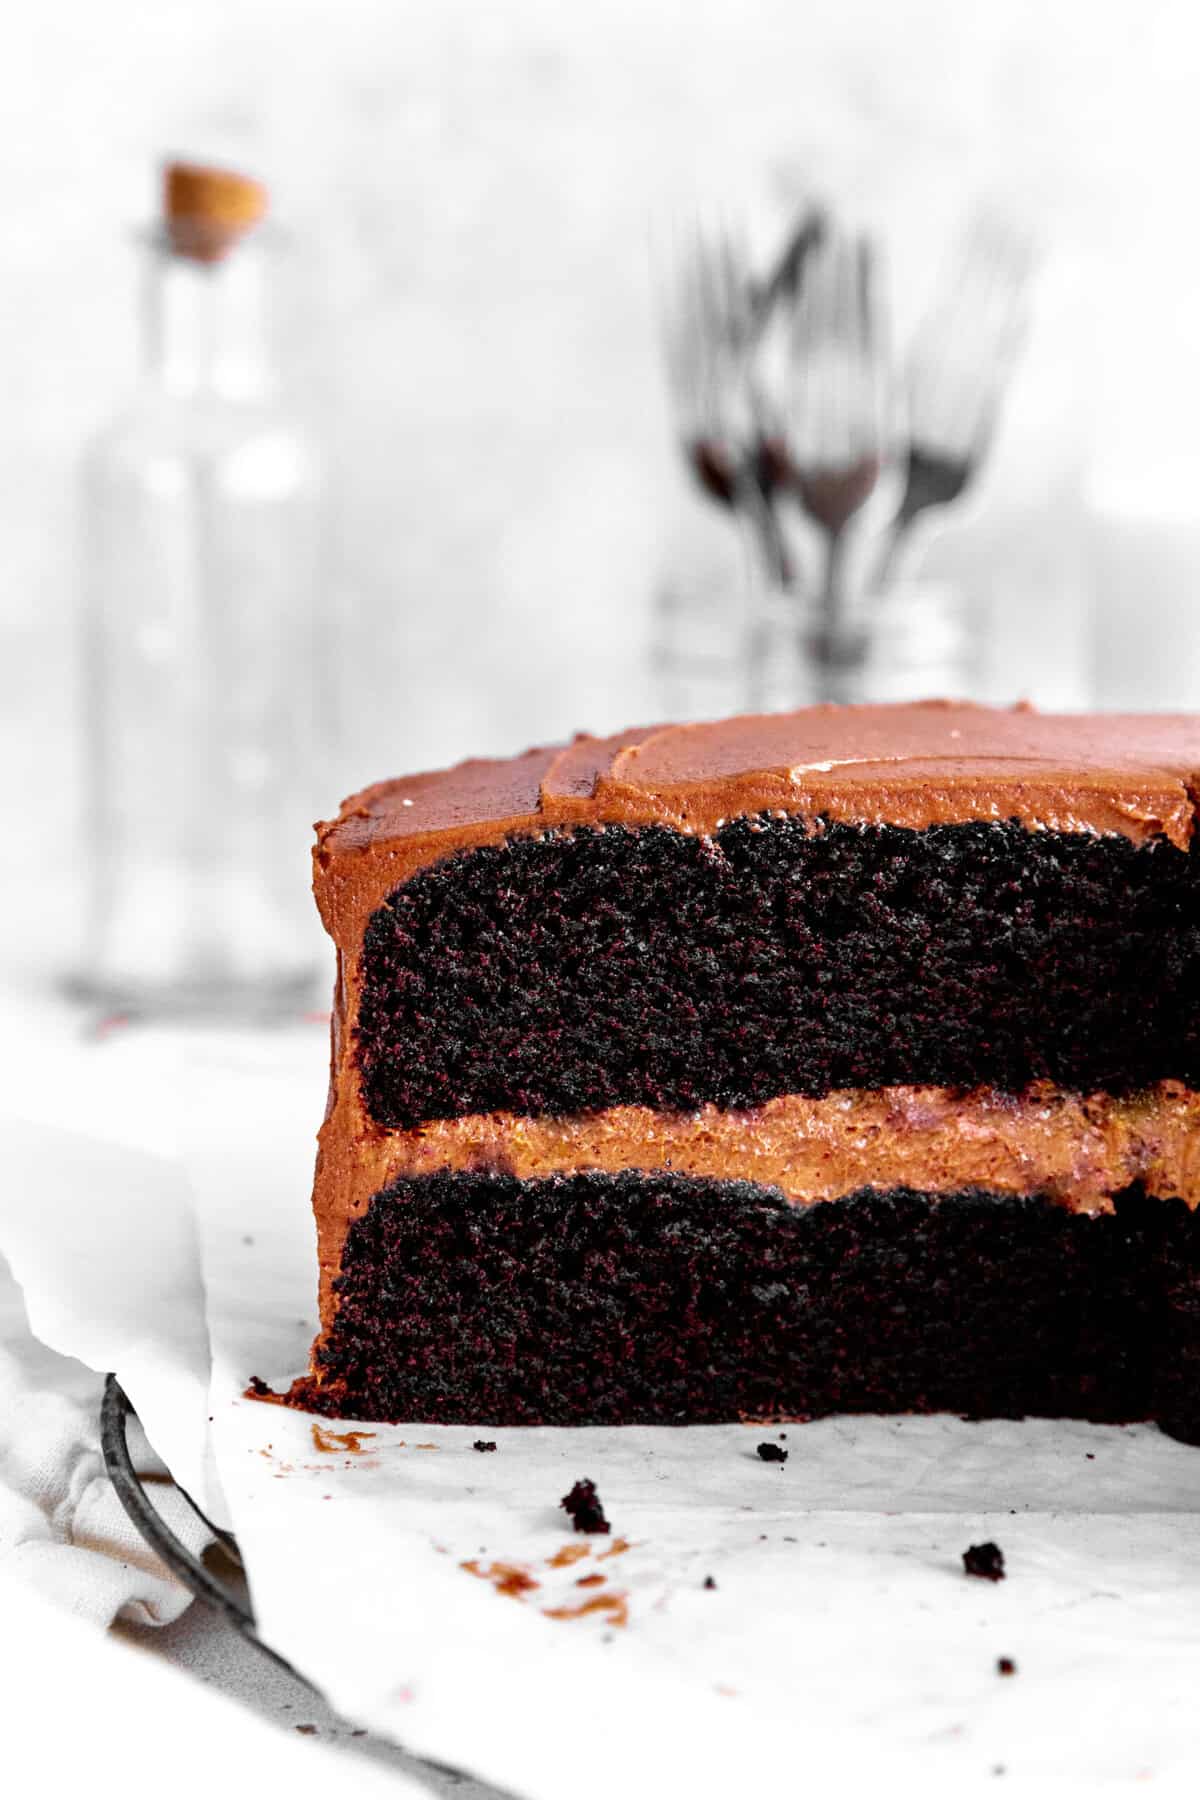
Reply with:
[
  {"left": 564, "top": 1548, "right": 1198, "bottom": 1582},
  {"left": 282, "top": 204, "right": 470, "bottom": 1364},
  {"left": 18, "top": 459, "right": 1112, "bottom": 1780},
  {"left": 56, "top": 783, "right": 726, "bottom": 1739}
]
[{"left": 295, "top": 701, "right": 1200, "bottom": 1434}]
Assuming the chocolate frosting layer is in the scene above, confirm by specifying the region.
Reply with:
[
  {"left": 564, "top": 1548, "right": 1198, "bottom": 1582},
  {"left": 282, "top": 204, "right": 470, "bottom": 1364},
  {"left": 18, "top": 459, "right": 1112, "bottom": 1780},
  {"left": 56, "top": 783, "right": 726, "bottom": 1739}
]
[
  {"left": 312, "top": 1080, "right": 1200, "bottom": 1318},
  {"left": 314, "top": 703, "right": 1200, "bottom": 942}
]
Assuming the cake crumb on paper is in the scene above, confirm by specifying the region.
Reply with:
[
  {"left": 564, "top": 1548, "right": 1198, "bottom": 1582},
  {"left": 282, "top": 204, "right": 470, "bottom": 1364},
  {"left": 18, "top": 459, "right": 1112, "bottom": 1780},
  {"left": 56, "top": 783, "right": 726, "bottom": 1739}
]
[
  {"left": 461, "top": 1559, "right": 539, "bottom": 1600},
  {"left": 311, "top": 1422, "right": 375, "bottom": 1455},
  {"left": 547, "top": 1542, "right": 589, "bottom": 1568},
  {"left": 561, "top": 1477, "right": 610, "bottom": 1534},
  {"left": 543, "top": 1591, "right": 628, "bottom": 1628},
  {"left": 963, "top": 1542, "right": 1006, "bottom": 1581}
]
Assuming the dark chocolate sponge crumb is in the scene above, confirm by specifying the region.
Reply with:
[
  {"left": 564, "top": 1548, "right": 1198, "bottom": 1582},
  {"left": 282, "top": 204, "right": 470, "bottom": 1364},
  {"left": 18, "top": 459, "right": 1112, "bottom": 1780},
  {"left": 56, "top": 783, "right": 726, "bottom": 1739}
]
[
  {"left": 997, "top": 1657, "right": 1017, "bottom": 1676},
  {"left": 357, "top": 817, "right": 1200, "bottom": 1128},
  {"left": 311, "top": 1169, "right": 1200, "bottom": 1427},
  {"left": 704, "top": 1575, "right": 717, "bottom": 1591},
  {"left": 560, "top": 1478, "right": 610, "bottom": 1535},
  {"left": 756, "top": 1442, "right": 788, "bottom": 1463},
  {"left": 964, "top": 1542, "right": 1006, "bottom": 1581},
  {"left": 473, "top": 1440, "right": 497, "bottom": 1453}
]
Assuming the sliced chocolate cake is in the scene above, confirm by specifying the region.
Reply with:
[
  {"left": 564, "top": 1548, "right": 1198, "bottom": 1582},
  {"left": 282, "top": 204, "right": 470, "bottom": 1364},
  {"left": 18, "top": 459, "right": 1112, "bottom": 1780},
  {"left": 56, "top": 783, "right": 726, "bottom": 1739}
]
[{"left": 294, "top": 702, "right": 1200, "bottom": 1433}]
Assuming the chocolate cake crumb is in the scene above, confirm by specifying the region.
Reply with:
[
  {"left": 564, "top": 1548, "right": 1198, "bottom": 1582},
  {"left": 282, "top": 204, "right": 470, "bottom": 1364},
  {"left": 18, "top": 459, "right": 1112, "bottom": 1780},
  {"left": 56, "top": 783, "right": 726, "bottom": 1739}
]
[
  {"left": 560, "top": 1478, "right": 610, "bottom": 1534},
  {"left": 246, "top": 1375, "right": 270, "bottom": 1397},
  {"left": 757, "top": 1442, "right": 788, "bottom": 1463},
  {"left": 963, "top": 1541, "right": 1006, "bottom": 1581},
  {"left": 997, "top": 1657, "right": 1016, "bottom": 1676},
  {"left": 704, "top": 1575, "right": 717, "bottom": 1590},
  {"left": 473, "top": 1440, "right": 497, "bottom": 1452}
]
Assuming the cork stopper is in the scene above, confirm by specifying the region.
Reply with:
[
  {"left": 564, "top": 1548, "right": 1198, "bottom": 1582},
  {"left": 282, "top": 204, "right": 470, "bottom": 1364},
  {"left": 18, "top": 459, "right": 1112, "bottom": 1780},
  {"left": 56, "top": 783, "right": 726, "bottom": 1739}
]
[{"left": 162, "top": 161, "right": 269, "bottom": 263}]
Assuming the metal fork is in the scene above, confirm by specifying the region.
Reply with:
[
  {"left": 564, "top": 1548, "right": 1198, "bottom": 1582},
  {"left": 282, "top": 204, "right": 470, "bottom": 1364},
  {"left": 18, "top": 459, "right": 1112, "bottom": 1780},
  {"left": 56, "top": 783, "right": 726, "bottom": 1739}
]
[
  {"left": 658, "top": 210, "right": 825, "bottom": 585},
  {"left": 875, "top": 210, "right": 1032, "bottom": 588},
  {"left": 658, "top": 219, "right": 757, "bottom": 505},
  {"left": 785, "top": 227, "right": 894, "bottom": 697}
]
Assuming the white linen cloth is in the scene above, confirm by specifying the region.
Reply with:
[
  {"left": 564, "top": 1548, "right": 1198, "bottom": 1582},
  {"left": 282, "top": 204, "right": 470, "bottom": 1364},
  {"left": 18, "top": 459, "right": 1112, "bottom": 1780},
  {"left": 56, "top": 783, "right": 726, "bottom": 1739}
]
[
  {"left": 0, "top": 1252, "right": 207, "bottom": 1626},
  {"left": 0, "top": 1563, "right": 430, "bottom": 1800},
  {"left": 0, "top": 1019, "right": 219, "bottom": 1630}
]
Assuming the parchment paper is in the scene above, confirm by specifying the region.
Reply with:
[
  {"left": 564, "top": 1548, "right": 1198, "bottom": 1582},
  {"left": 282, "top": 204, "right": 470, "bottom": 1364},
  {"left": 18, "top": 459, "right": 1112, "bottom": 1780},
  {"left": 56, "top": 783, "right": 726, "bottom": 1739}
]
[{"left": 6, "top": 1024, "right": 1200, "bottom": 1793}]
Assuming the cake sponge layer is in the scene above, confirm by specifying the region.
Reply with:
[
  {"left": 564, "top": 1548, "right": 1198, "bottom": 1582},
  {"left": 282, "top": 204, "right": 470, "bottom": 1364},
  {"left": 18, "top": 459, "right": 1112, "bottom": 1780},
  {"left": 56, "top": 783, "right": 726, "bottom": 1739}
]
[
  {"left": 356, "top": 818, "right": 1200, "bottom": 1129},
  {"left": 304, "top": 1170, "right": 1200, "bottom": 1432}
]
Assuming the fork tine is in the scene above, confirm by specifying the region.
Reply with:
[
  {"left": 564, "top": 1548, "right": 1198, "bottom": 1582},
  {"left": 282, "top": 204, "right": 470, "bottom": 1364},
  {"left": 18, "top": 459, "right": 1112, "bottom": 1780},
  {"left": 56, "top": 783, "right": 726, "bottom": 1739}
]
[
  {"left": 856, "top": 235, "right": 874, "bottom": 352},
  {"left": 905, "top": 205, "right": 1034, "bottom": 457},
  {"left": 839, "top": 237, "right": 859, "bottom": 460},
  {"left": 785, "top": 224, "right": 893, "bottom": 475},
  {"left": 966, "top": 209, "right": 1033, "bottom": 344},
  {"left": 656, "top": 208, "right": 765, "bottom": 464}
]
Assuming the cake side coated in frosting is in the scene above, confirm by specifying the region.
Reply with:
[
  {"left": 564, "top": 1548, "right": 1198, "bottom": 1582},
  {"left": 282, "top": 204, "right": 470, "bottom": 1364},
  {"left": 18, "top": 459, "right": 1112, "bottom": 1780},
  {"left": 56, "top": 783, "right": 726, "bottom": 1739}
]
[{"left": 295, "top": 701, "right": 1200, "bottom": 1420}]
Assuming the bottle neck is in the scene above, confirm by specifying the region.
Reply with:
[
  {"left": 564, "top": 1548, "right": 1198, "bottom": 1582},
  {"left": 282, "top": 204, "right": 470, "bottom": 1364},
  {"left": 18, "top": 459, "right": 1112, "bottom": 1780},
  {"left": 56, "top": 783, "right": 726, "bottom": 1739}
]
[{"left": 142, "top": 237, "right": 278, "bottom": 401}]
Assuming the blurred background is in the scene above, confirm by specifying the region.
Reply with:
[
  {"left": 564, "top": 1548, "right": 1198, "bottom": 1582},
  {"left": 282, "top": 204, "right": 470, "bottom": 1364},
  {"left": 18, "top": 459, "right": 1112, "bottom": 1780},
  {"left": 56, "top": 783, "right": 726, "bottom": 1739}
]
[{"left": 3, "top": 0, "right": 1200, "bottom": 1004}]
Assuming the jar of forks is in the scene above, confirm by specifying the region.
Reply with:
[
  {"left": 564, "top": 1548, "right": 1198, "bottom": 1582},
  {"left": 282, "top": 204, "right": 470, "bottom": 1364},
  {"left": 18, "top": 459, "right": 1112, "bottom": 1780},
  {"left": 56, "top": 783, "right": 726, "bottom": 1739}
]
[{"left": 654, "top": 207, "right": 1029, "bottom": 714}]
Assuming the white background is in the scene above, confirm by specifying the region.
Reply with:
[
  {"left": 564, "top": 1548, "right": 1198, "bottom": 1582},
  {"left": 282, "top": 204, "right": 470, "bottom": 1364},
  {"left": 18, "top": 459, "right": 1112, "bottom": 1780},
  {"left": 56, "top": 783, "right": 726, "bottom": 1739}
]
[
  {"left": 5, "top": 11, "right": 1200, "bottom": 1789},
  {"left": 4, "top": 1, "right": 1200, "bottom": 964}
]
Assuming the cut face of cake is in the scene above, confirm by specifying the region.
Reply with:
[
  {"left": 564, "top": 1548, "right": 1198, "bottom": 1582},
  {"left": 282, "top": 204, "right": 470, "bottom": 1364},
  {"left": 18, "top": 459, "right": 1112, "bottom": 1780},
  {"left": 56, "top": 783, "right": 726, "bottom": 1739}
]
[{"left": 295, "top": 702, "right": 1200, "bottom": 1431}]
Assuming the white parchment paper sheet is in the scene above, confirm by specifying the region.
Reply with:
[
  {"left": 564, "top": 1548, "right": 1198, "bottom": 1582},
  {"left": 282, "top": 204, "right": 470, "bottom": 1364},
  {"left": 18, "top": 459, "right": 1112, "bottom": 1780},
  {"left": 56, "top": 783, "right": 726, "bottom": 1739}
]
[
  {"left": 6, "top": 1025, "right": 1200, "bottom": 1793},
  {"left": 0, "top": 1119, "right": 214, "bottom": 1511}
]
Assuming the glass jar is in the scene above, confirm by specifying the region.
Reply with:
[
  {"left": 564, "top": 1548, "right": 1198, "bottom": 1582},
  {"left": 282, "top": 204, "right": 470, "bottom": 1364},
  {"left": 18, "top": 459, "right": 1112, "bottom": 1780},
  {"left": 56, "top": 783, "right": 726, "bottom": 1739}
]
[
  {"left": 651, "top": 484, "right": 765, "bottom": 721},
  {"left": 74, "top": 210, "right": 326, "bottom": 1017}
]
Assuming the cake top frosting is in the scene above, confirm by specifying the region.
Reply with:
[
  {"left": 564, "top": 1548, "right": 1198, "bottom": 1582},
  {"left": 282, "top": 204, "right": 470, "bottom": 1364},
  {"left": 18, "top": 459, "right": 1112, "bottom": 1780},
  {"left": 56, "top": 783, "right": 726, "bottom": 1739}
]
[{"left": 314, "top": 701, "right": 1200, "bottom": 941}]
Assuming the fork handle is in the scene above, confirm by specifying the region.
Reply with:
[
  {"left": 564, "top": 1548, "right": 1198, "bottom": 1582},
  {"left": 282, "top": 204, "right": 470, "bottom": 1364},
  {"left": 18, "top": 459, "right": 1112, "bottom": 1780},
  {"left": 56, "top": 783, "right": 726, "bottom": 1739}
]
[
  {"left": 812, "top": 529, "right": 861, "bottom": 704},
  {"left": 735, "top": 467, "right": 792, "bottom": 589},
  {"left": 872, "top": 516, "right": 912, "bottom": 593},
  {"left": 820, "top": 529, "right": 846, "bottom": 648}
]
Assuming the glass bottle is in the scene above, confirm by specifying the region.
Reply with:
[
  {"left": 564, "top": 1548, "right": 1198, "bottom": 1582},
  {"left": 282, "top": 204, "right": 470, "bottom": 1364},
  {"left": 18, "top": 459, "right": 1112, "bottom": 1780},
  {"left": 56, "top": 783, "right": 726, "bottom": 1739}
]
[{"left": 75, "top": 165, "right": 326, "bottom": 1017}]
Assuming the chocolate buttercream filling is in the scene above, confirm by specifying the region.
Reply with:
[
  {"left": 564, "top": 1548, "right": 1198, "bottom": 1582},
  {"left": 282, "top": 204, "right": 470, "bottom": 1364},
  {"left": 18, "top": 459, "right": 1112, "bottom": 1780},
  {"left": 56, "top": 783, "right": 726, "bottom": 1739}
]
[{"left": 311, "top": 1081, "right": 1200, "bottom": 1323}]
